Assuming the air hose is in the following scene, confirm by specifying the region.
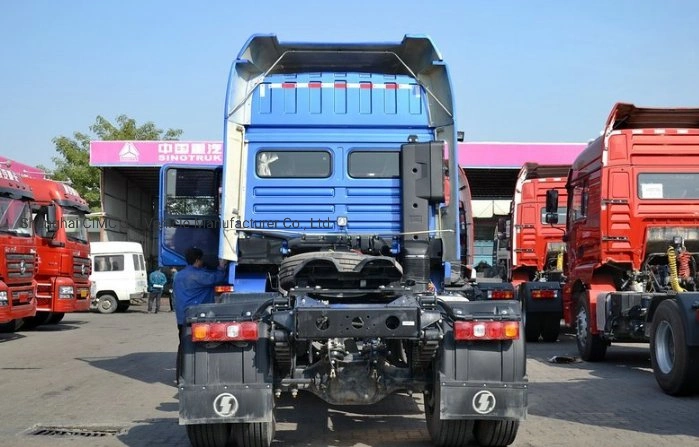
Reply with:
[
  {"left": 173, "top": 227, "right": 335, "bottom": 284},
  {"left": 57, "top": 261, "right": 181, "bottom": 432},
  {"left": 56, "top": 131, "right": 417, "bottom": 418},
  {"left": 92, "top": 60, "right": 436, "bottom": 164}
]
[{"left": 667, "top": 246, "right": 686, "bottom": 292}]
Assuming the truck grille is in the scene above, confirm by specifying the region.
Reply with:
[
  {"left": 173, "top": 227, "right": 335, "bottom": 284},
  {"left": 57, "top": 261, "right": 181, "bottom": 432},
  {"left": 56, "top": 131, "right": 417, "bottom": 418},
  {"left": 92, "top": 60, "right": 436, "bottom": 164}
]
[
  {"left": 73, "top": 256, "right": 91, "bottom": 281},
  {"left": 6, "top": 253, "right": 35, "bottom": 281}
]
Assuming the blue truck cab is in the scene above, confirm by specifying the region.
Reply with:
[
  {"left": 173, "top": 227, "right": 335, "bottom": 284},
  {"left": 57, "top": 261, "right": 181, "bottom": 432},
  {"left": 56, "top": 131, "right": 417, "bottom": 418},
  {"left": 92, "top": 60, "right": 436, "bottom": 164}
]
[{"left": 161, "top": 35, "right": 526, "bottom": 447}]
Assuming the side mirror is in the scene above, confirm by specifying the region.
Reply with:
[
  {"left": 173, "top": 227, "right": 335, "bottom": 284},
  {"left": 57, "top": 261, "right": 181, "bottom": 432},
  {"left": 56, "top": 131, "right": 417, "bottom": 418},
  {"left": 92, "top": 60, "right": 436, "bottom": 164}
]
[
  {"left": 545, "top": 190, "right": 559, "bottom": 224},
  {"left": 39, "top": 205, "right": 58, "bottom": 239}
]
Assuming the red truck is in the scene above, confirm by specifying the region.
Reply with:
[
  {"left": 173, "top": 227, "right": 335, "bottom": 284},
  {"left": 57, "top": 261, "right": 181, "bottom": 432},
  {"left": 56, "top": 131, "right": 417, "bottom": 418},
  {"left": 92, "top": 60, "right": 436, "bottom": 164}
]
[
  {"left": 500, "top": 163, "right": 569, "bottom": 342},
  {"left": 20, "top": 178, "right": 91, "bottom": 327},
  {"left": 0, "top": 167, "right": 37, "bottom": 332},
  {"left": 546, "top": 103, "right": 699, "bottom": 395}
]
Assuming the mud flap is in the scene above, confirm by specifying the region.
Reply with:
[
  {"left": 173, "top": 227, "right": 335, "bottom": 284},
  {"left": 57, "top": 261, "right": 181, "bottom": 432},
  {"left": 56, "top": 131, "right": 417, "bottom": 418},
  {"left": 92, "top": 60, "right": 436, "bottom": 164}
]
[
  {"left": 179, "top": 301, "right": 274, "bottom": 425},
  {"left": 521, "top": 281, "right": 562, "bottom": 316},
  {"left": 179, "top": 385, "right": 274, "bottom": 424},
  {"left": 436, "top": 300, "right": 528, "bottom": 420},
  {"left": 439, "top": 382, "right": 527, "bottom": 420}
]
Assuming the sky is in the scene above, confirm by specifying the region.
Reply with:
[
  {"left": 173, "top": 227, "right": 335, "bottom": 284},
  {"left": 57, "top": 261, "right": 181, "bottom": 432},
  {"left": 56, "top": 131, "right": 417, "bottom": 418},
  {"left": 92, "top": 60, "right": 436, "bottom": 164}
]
[{"left": 1, "top": 0, "right": 698, "bottom": 169}]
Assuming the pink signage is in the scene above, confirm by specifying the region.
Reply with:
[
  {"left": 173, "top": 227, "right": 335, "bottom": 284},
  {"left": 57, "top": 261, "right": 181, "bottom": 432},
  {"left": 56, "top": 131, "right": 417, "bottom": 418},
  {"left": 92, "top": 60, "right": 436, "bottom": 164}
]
[
  {"left": 88, "top": 140, "right": 586, "bottom": 169},
  {"left": 89, "top": 141, "right": 224, "bottom": 166},
  {"left": 459, "top": 142, "right": 586, "bottom": 168}
]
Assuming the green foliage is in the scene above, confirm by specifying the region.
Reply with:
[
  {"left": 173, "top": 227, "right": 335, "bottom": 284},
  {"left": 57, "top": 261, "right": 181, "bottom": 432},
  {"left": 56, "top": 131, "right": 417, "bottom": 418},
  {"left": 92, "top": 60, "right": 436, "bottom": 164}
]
[{"left": 49, "top": 115, "right": 183, "bottom": 211}]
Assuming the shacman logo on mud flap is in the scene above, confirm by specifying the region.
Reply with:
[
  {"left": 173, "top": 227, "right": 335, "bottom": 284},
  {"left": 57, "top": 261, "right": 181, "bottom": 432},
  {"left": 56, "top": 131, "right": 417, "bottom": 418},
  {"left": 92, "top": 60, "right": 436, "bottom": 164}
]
[
  {"left": 472, "top": 390, "right": 497, "bottom": 414},
  {"left": 213, "top": 393, "right": 239, "bottom": 417}
]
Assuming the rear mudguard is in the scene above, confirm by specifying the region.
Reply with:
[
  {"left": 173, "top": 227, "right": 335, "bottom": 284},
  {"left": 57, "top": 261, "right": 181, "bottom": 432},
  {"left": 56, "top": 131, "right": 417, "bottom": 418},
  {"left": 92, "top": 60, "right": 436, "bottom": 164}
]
[
  {"left": 435, "top": 299, "right": 528, "bottom": 420},
  {"left": 179, "top": 293, "right": 276, "bottom": 425},
  {"left": 519, "top": 281, "right": 563, "bottom": 316}
]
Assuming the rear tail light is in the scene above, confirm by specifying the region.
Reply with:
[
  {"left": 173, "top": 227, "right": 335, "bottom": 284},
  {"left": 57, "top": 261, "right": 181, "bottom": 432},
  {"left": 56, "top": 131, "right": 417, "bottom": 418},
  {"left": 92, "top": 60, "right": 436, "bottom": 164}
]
[
  {"left": 531, "top": 289, "right": 558, "bottom": 299},
  {"left": 454, "top": 321, "right": 520, "bottom": 341},
  {"left": 191, "top": 322, "right": 258, "bottom": 342},
  {"left": 215, "top": 285, "right": 234, "bottom": 294},
  {"left": 488, "top": 289, "right": 514, "bottom": 300}
]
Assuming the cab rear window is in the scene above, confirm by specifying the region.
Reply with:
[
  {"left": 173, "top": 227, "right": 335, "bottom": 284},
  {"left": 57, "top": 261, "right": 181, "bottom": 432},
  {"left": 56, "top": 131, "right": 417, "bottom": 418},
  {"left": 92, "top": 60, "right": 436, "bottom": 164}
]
[
  {"left": 256, "top": 151, "right": 331, "bottom": 178},
  {"left": 348, "top": 151, "right": 399, "bottom": 178}
]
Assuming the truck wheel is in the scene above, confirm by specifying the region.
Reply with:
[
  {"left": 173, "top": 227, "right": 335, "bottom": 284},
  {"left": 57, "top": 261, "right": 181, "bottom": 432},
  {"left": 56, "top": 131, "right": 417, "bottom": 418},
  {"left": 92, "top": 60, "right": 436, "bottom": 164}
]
[
  {"left": 540, "top": 315, "right": 560, "bottom": 343},
  {"left": 46, "top": 313, "right": 65, "bottom": 325},
  {"left": 186, "top": 423, "right": 231, "bottom": 447},
  {"left": 650, "top": 300, "right": 699, "bottom": 396},
  {"left": 474, "top": 420, "right": 519, "bottom": 446},
  {"left": 0, "top": 319, "right": 23, "bottom": 333},
  {"left": 96, "top": 294, "right": 118, "bottom": 314},
  {"left": 230, "top": 419, "right": 275, "bottom": 447},
  {"left": 524, "top": 314, "right": 541, "bottom": 342},
  {"left": 22, "top": 312, "right": 52, "bottom": 330},
  {"left": 424, "top": 381, "right": 474, "bottom": 446},
  {"left": 576, "top": 295, "right": 607, "bottom": 361}
]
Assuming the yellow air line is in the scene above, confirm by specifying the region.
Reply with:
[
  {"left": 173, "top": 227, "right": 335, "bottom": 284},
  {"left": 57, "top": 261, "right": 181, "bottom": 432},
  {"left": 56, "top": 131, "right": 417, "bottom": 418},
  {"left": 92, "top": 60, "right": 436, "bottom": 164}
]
[{"left": 667, "top": 246, "right": 686, "bottom": 292}]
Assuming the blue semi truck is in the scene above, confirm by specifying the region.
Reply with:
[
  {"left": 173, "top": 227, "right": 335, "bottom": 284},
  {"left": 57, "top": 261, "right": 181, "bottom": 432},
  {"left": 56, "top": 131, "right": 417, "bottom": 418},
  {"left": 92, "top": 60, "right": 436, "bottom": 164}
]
[{"left": 160, "top": 35, "right": 526, "bottom": 447}]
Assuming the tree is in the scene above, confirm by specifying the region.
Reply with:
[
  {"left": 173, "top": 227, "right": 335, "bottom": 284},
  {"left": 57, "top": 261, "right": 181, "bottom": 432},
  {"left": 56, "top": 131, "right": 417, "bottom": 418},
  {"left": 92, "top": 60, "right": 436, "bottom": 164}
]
[{"left": 46, "top": 115, "right": 182, "bottom": 211}]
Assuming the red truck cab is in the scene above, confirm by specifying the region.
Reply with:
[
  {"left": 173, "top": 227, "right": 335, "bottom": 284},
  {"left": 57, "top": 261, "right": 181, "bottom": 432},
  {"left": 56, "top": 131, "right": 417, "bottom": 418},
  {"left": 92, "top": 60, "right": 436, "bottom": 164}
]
[
  {"left": 547, "top": 103, "right": 699, "bottom": 395},
  {"left": 0, "top": 167, "right": 37, "bottom": 331},
  {"left": 21, "top": 178, "right": 91, "bottom": 327},
  {"left": 505, "top": 163, "right": 569, "bottom": 341}
]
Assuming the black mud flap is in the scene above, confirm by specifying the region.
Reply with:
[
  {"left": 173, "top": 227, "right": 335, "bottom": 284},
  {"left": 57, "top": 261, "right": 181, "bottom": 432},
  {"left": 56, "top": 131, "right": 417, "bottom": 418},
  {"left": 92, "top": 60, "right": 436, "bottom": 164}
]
[
  {"left": 180, "top": 301, "right": 275, "bottom": 425},
  {"left": 520, "top": 281, "right": 563, "bottom": 316},
  {"left": 179, "top": 384, "right": 274, "bottom": 424},
  {"left": 437, "top": 300, "right": 528, "bottom": 420}
]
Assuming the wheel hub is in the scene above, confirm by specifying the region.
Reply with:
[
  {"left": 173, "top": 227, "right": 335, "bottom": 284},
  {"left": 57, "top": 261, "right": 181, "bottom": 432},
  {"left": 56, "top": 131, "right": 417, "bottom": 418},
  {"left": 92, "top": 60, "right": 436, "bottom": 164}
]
[
  {"left": 576, "top": 306, "right": 588, "bottom": 344},
  {"left": 655, "top": 320, "right": 675, "bottom": 374}
]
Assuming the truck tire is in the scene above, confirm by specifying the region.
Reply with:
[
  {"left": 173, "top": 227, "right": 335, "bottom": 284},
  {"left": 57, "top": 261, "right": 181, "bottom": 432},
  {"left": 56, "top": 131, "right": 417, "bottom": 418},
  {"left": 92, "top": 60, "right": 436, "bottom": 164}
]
[
  {"left": 650, "top": 299, "right": 699, "bottom": 396},
  {"left": 279, "top": 251, "right": 367, "bottom": 289},
  {"left": 540, "top": 315, "right": 560, "bottom": 343},
  {"left": 46, "top": 313, "right": 65, "bottom": 325},
  {"left": 230, "top": 419, "right": 275, "bottom": 447},
  {"left": 424, "top": 380, "right": 474, "bottom": 446},
  {"left": 186, "top": 423, "right": 231, "bottom": 447},
  {"left": 524, "top": 314, "right": 541, "bottom": 342},
  {"left": 474, "top": 420, "right": 519, "bottom": 446},
  {"left": 96, "top": 294, "right": 118, "bottom": 314},
  {"left": 576, "top": 294, "right": 607, "bottom": 361},
  {"left": 0, "top": 319, "right": 23, "bottom": 333},
  {"left": 21, "top": 312, "right": 52, "bottom": 330}
]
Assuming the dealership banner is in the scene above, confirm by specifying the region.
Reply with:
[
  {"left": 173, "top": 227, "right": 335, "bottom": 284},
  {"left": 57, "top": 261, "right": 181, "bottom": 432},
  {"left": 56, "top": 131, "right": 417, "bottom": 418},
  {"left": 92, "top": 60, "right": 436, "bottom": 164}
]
[{"left": 89, "top": 141, "right": 224, "bottom": 167}]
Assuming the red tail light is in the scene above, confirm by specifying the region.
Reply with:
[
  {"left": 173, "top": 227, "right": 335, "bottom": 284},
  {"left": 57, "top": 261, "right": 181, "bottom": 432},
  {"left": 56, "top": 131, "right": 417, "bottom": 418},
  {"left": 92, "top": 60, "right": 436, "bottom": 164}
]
[
  {"left": 531, "top": 289, "right": 558, "bottom": 299},
  {"left": 191, "top": 322, "right": 258, "bottom": 342},
  {"left": 454, "top": 321, "right": 520, "bottom": 341},
  {"left": 214, "top": 285, "right": 234, "bottom": 294},
  {"left": 488, "top": 289, "right": 514, "bottom": 300}
]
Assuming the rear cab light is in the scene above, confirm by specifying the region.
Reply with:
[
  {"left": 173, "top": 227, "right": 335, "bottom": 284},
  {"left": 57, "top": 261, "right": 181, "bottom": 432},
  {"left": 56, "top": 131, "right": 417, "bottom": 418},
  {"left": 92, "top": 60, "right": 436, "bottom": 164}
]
[
  {"left": 488, "top": 289, "right": 514, "bottom": 300},
  {"left": 531, "top": 289, "right": 558, "bottom": 299},
  {"left": 454, "top": 320, "right": 520, "bottom": 341},
  {"left": 215, "top": 285, "right": 234, "bottom": 294},
  {"left": 191, "top": 321, "right": 258, "bottom": 342}
]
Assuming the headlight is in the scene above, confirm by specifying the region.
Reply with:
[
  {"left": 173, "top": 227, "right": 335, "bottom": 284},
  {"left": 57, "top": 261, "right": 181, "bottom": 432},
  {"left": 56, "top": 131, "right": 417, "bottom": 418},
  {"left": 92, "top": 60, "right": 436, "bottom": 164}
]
[
  {"left": 58, "top": 286, "right": 74, "bottom": 299},
  {"left": 0, "top": 291, "right": 7, "bottom": 306}
]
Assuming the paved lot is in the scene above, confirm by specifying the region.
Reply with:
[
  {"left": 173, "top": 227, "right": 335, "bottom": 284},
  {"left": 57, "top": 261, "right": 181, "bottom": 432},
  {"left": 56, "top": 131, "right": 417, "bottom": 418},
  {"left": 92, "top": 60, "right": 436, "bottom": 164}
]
[{"left": 0, "top": 303, "right": 698, "bottom": 447}]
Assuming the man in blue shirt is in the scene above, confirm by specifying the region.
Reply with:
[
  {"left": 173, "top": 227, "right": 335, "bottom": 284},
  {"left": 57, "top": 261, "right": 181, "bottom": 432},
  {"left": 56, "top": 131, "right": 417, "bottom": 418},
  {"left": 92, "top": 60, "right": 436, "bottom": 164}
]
[
  {"left": 174, "top": 247, "right": 228, "bottom": 384},
  {"left": 148, "top": 268, "right": 167, "bottom": 313}
]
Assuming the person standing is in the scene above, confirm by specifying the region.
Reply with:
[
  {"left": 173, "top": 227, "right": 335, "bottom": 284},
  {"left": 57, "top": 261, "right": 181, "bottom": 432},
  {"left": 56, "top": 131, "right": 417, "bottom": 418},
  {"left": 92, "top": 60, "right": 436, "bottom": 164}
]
[
  {"left": 148, "top": 267, "right": 167, "bottom": 313},
  {"left": 167, "top": 267, "right": 178, "bottom": 312},
  {"left": 174, "top": 247, "right": 228, "bottom": 385}
]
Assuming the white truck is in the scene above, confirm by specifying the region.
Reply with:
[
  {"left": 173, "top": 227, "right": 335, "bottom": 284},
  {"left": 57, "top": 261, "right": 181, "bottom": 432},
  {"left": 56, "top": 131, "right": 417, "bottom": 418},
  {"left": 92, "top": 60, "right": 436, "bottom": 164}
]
[{"left": 89, "top": 241, "right": 148, "bottom": 313}]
